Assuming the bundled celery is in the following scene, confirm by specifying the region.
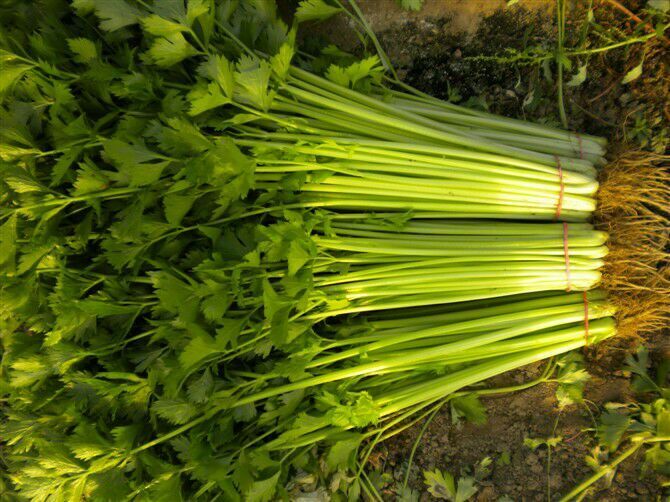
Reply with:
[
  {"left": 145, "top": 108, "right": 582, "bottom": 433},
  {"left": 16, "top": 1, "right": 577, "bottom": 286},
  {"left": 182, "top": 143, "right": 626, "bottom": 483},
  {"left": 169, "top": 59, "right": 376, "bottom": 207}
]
[
  {"left": 242, "top": 134, "right": 597, "bottom": 220},
  {"left": 0, "top": 1, "right": 616, "bottom": 500}
]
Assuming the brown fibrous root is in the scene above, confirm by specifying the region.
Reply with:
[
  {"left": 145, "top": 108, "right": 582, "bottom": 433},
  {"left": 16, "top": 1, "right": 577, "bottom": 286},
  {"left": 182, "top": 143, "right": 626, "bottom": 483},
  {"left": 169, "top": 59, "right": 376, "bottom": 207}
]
[{"left": 595, "top": 149, "right": 669, "bottom": 354}]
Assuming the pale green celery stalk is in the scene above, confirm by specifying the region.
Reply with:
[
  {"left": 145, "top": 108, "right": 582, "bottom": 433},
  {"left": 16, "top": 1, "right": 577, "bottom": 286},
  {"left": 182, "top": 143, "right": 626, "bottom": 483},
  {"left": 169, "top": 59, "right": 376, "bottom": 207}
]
[
  {"left": 380, "top": 88, "right": 608, "bottom": 147},
  {"left": 313, "top": 257, "right": 603, "bottom": 277},
  {"left": 257, "top": 172, "right": 595, "bottom": 208},
  {"left": 387, "top": 99, "right": 605, "bottom": 156},
  {"left": 258, "top": 180, "right": 595, "bottom": 212},
  {"left": 345, "top": 100, "right": 605, "bottom": 161},
  {"left": 254, "top": 164, "right": 598, "bottom": 197},
  {"left": 285, "top": 68, "right": 601, "bottom": 171},
  {"left": 306, "top": 286, "right": 599, "bottom": 318},
  {"left": 315, "top": 231, "right": 608, "bottom": 248},
  {"left": 284, "top": 76, "right": 540, "bottom": 149},
  {"left": 271, "top": 98, "right": 433, "bottom": 145},
  {"left": 376, "top": 323, "right": 616, "bottom": 415},
  {"left": 330, "top": 220, "right": 597, "bottom": 236},
  {"left": 270, "top": 100, "right": 426, "bottom": 144},
  {"left": 306, "top": 300, "right": 610, "bottom": 369},
  {"left": 281, "top": 83, "right": 595, "bottom": 172},
  {"left": 315, "top": 262, "right": 603, "bottom": 288},
  {"left": 327, "top": 270, "right": 600, "bottom": 293},
  {"left": 236, "top": 136, "right": 596, "bottom": 180},
  {"left": 317, "top": 266, "right": 601, "bottom": 293},
  {"left": 338, "top": 290, "right": 607, "bottom": 333},
  {"left": 254, "top": 160, "right": 598, "bottom": 195},
  {"left": 371, "top": 319, "right": 614, "bottom": 363},
  {"left": 297, "top": 195, "right": 593, "bottom": 222},
  {"left": 288, "top": 66, "right": 600, "bottom": 156},
  {"left": 474, "top": 132, "right": 604, "bottom": 164},
  {"left": 312, "top": 237, "right": 607, "bottom": 257},
  {"left": 221, "top": 310, "right": 612, "bottom": 409},
  {"left": 339, "top": 276, "right": 600, "bottom": 299}
]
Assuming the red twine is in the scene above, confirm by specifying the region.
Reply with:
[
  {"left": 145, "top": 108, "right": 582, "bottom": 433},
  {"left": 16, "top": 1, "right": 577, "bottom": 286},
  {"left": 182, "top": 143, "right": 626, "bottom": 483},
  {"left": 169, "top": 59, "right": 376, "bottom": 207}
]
[
  {"left": 554, "top": 155, "right": 564, "bottom": 220},
  {"left": 582, "top": 291, "right": 590, "bottom": 347},
  {"left": 562, "top": 222, "right": 572, "bottom": 292}
]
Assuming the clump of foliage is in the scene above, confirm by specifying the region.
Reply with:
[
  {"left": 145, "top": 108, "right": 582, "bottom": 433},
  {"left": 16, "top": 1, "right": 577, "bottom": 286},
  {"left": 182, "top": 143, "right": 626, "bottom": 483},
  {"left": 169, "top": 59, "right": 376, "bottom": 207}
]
[{"left": 561, "top": 347, "right": 669, "bottom": 500}]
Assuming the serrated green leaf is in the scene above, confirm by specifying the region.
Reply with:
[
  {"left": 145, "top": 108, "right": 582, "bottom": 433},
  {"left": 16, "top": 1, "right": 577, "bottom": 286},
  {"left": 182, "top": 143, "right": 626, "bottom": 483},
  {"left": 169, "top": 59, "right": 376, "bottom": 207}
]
[
  {"left": 51, "top": 147, "right": 83, "bottom": 186},
  {"left": 215, "top": 317, "right": 245, "bottom": 350},
  {"left": 147, "top": 33, "right": 199, "bottom": 67},
  {"left": 92, "top": 0, "right": 142, "bottom": 31},
  {"left": 179, "top": 331, "right": 219, "bottom": 369},
  {"left": 147, "top": 474, "right": 183, "bottom": 501},
  {"left": 152, "top": 399, "right": 198, "bottom": 424},
  {"left": 0, "top": 214, "right": 18, "bottom": 270},
  {"left": 163, "top": 192, "right": 196, "bottom": 226},
  {"left": 450, "top": 394, "right": 487, "bottom": 425},
  {"left": 188, "top": 82, "right": 231, "bottom": 115},
  {"left": 103, "top": 139, "right": 168, "bottom": 186},
  {"left": 72, "top": 162, "right": 110, "bottom": 195},
  {"left": 17, "top": 245, "right": 54, "bottom": 275},
  {"left": 67, "top": 38, "right": 98, "bottom": 63},
  {"left": 424, "top": 468, "right": 455, "bottom": 500},
  {"left": 0, "top": 64, "right": 33, "bottom": 96},
  {"left": 287, "top": 240, "right": 311, "bottom": 276},
  {"left": 244, "top": 471, "right": 279, "bottom": 502},
  {"left": 76, "top": 298, "right": 140, "bottom": 316},
  {"left": 198, "top": 54, "right": 235, "bottom": 97},
  {"left": 150, "top": 271, "right": 195, "bottom": 314},
  {"left": 325, "top": 434, "right": 361, "bottom": 473},
  {"left": 72, "top": 0, "right": 96, "bottom": 14},
  {"left": 187, "top": 369, "right": 213, "bottom": 403},
  {"left": 103, "top": 138, "right": 161, "bottom": 167},
  {"left": 233, "top": 402, "right": 257, "bottom": 422},
  {"left": 454, "top": 476, "right": 478, "bottom": 502},
  {"left": 186, "top": 0, "right": 209, "bottom": 24},
  {"left": 325, "top": 64, "right": 349, "bottom": 87},
  {"left": 598, "top": 411, "right": 631, "bottom": 451},
  {"left": 270, "top": 42, "right": 294, "bottom": 80},
  {"left": 234, "top": 57, "right": 274, "bottom": 111},
  {"left": 142, "top": 14, "right": 187, "bottom": 36},
  {"left": 295, "top": 0, "right": 341, "bottom": 22}
]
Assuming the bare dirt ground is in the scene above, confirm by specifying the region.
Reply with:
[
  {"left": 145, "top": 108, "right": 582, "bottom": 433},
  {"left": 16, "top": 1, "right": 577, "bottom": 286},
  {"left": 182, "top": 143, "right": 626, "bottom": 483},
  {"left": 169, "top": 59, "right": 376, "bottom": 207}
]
[{"left": 305, "top": 1, "right": 669, "bottom": 499}]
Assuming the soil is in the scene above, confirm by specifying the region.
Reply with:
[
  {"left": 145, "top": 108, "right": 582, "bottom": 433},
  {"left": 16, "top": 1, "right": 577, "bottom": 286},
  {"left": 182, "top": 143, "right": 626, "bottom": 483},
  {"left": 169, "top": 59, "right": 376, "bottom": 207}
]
[
  {"left": 379, "top": 363, "right": 661, "bottom": 501},
  {"left": 303, "top": 1, "right": 670, "bottom": 500}
]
